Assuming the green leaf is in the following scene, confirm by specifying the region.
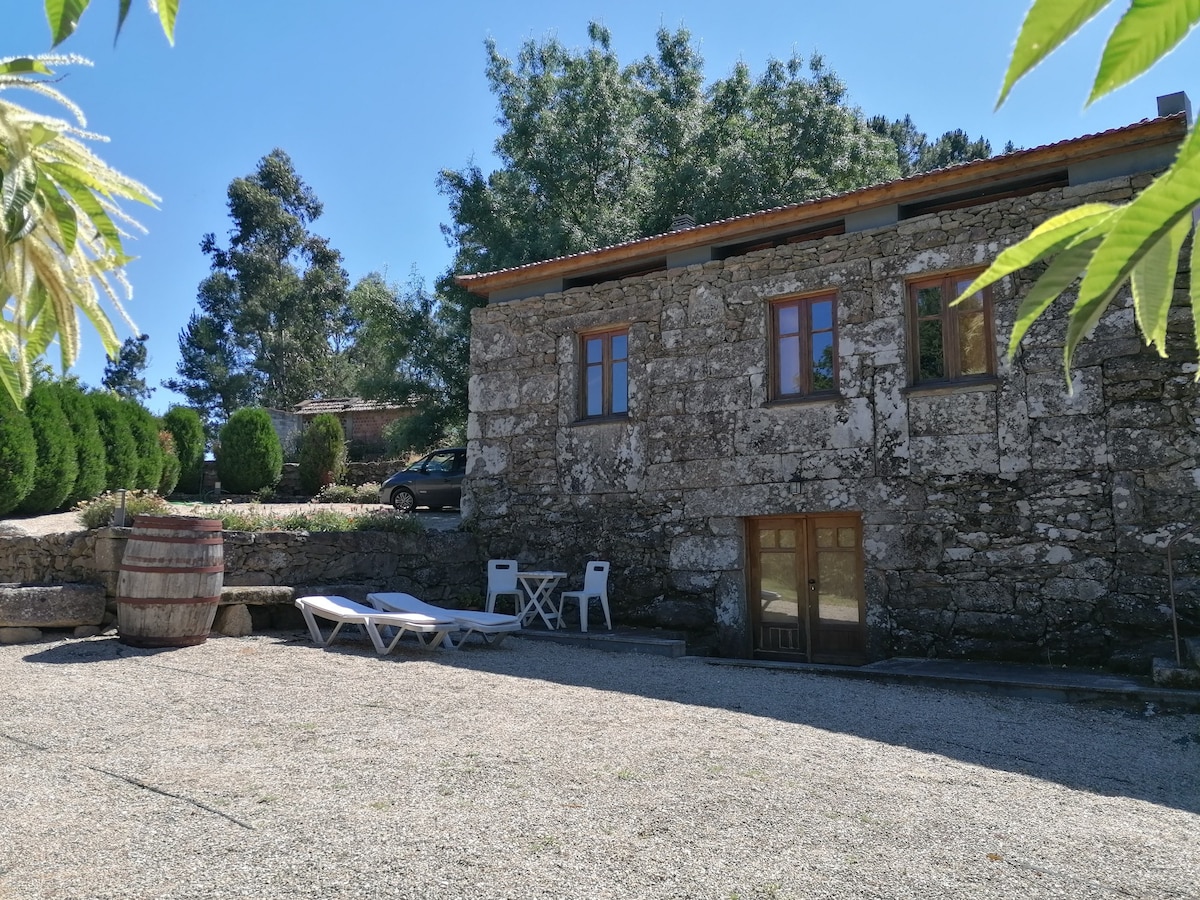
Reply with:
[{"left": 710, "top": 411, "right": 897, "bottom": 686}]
[
  {"left": 953, "top": 203, "right": 1117, "bottom": 301},
  {"left": 55, "top": 176, "right": 124, "bottom": 254},
  {"left": 999, "top": 0, "right": 1114, "bottom": 108},
  {"left": 156, "top": 0, "right": 179, "bottom": 45},
  {"left": 115, "top": 0, "right": 132, "bottom": 43},
  {"left": 1130, "top": 215, "right": 1192, "bottom": 356},
  {"left": 1090, "top": 0, "right": 1200, "bottom": 103},
  {"left": 1066, "top": 149, "right": 1200, "bottom": 367},
  {"left": 0, "top": 58, "right": 54, "bottom": 77},
  {"left": 44, "top": 0, "right": 91, "bottom": 47},
  {"left": 37, "top": 173, "right": 78, "bottom": 252},
  {"left": 1008, "top": 235, "right": 1104, "bottom": 357}
]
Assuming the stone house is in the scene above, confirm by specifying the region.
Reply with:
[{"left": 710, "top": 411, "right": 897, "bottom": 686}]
[{"left": 457, "top": 96, "right": 1198, "bottom": 666}]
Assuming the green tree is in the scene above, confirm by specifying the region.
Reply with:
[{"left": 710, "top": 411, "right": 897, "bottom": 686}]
[
  {"left": 16, "top": 381, "right": 77, "bottom": 513},
  {"left": 162, "top": 405, "right": 206, "bottom": 493},
  {"left": 48, "top": 380, "right": 106, "bottom": 505},
  {"left": 297, "top": 413, "right": 347, "bottom": 495},
  {"left": 215, "top": 407, "right": 282, "bottom": 494},
  {"left": 960, "top": 0, "right": 1200, "bottom": 379},
  {"left": 0, "top": 393, "right": 36, "bottom": 514},
  {"left": 167, "top": 150, "right": 352, "bottom": 425},
  {"left": 89, "top": 391, "right": 137, "bottom": 490},
  {"left": 869, "top": 115, "right": 995, "bottom": 177},
  {"left": 101, "top": 334, "right": 153, "bottom": 401}
]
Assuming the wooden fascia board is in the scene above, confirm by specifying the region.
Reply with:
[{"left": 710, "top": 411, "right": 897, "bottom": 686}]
[{"left": 456, "top": 116, "right": 1186, "bottom": 299}]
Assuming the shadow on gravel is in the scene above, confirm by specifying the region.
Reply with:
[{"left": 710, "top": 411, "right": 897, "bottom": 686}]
[
  {"left": 407, "top": 638, "right": 1200, "bottom": 816},
  {"left": 23, "top": 638, "right": 181, "bottom": 664}
]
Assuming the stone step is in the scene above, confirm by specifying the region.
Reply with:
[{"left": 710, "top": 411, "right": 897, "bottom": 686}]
[
  {"left": 0, "top": 583, "right": 106, "bottom": 628},
  {"left": 1152, "top": 657, "right": 1200, "bottom": 689}
]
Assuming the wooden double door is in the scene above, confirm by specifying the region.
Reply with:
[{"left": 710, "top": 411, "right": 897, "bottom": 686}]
[{"left": 747, "top": 514, "right": 865, "bottom": 664}]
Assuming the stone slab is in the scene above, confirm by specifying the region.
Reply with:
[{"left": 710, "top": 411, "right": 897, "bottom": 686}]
[
  {"left": 0, "top": 583, "right": 106, "bottom": 628},
  {"left": 219, "top": 585, "right": 294, "bottom": 606}
]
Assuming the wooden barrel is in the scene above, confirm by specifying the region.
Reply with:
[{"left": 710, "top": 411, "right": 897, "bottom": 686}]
[{"left": 117, "top": 515, "right": 224, "bottom": 648}]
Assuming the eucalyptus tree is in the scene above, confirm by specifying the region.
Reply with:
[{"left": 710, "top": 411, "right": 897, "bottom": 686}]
[{"left": 168, "top": 150, "right": 352, "bottom": 426}]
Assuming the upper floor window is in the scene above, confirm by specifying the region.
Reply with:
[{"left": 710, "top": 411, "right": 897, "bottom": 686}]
[
  {"left": 580, "top": 327, "right": 628, "bottom": 419},
  {"left": 907, "top": 272, "right": 995, "bottom": 386},
  {"left": 770, "top": 293, "right": 838, "bottom": 400}
]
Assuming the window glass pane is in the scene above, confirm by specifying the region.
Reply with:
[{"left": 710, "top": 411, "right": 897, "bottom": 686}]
[
  {"left": 917, "top": 320, "right": 945, "bottom": 380},
  {"left": 586, "top": 365, "right": 603, "bottom": 416},
  {"left": 810, "top": 299, "right": 833, "bottom": 332},
  {"left": 776, "top": 303, "right": 800, "bottom": 336},
  {"left": 958, "top": 311, "right": 988, "bottom": 375},
  {"left": 810, "top": 331, "right": 835, "bottom": 392},
  {"left": 586, "top": 337, "right": 603, "bottom": 364},
  {"left": 611, "top": 361, "right": 628, "bottom": 413},
  {"left": 915, "top": 285, "right": 943, "bottom": 318},
  {"left": 955, "top": 281, "right": 982, "bottom": 310},
  {"left": 611, "top": 333, "right": 628, "bottom": 361},
  {"left": 778, "top": 335, "right": 801, "bottom": 395},
  {"left": 815, "top": 527, "right": 835, "bottom": 548}
]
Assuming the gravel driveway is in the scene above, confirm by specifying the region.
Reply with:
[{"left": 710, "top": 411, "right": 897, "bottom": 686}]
[{"left": 1, "top": 633, "right": 1197, "bottom": 900}]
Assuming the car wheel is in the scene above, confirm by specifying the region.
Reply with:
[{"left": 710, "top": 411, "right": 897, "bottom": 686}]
[{"left": 391, "top": 488, "right": 416, "bottom": 513}]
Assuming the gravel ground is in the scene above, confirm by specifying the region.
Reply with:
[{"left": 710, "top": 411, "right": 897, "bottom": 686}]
[{"left": 0, "top": 633, "right": 1197, "bottom": 900}]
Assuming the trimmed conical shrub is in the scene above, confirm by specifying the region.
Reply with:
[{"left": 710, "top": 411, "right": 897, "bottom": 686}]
[
  {"left": 298, "top": 413, "right": 347, "bottom": 495},
  {"left": 162, "top": 406, "right": 206, "bottom": 493},
  {"left": 49, "top": 382, "right": 107, "bottom": 506},
  {"left": 89, "top": 392, "right": 138, "bottom": 491},
  {"left": 216, "top": 408, "right": 282, "bottom": 494},
  {"left": 122, "top": 399, "right": 163, "bottom": 491},
  {"left": 0, "top": 397, "right": 36, "bottom": 515},
  {"left": 16, "top": 383, "right": 78, "bottom": 514},
  {"left": 157, "top": 429, "right": 181, "bottom": 496}
]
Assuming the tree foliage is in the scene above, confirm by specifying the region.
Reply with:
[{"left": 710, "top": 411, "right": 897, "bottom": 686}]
[
  {"left": 101, "top": 333, "right": 153, "bottom": 401},
  {"left": 157, "top": 429, "right": 180, "bottom": 496},
  {"left": 215, "top": 407, "right": 282, "bottom": 494},
  {"left": 297, "top": 412, "right": 346, "bottom": 495},
  {"left": 162, "top": 405, "right": 205, "bottom": 493},
  {"left": 122, "top": 398, "right": 163, "bottom": 490},
  {"left": 88, "top": 390, "right": 137, "bottom": 490},
  {"left": 961, "top": 0, "right": 1200, "bottom": 381},
  {"left": 0, "top": 55, "right": 156, "bottom": 407},
  {"left": 49, "top": 380, "right": 105, "bottom": 505},
  {"left": 167, "top": 150, "right": 352, "bottom": 429},
  {"left": 0, "top": 392, "right": 36, "bottom": 514},
  {"left": 869, "top": 115, "right": 996, "bottom": 177},
  {"left": 16, "top": 381, "right": 77, "bottom": 513}
]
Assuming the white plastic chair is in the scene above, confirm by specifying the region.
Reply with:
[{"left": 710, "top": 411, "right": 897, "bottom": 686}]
[
  {"left": 557, "top": 561, "right": 612, "bottom": 632},
  {"left": 485, "top": 559, "right": 524, "bottom": 615}
]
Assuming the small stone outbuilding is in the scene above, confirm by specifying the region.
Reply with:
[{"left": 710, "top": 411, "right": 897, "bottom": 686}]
[{"left": 457, "top": 95, "right": 1200, "bottom": 667}]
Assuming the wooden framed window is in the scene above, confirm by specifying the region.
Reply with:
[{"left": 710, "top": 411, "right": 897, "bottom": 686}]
[
  {"left": 770, "top": 292, "right": 838, "bottom": 400},
  {"left": 580, "top": 327, "right": 629, "bottom": 420},
  {"left": 907, "top": 271, "right": 995, "bottom": 386}
]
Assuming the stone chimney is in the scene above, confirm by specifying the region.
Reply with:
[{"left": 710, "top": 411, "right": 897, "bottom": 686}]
[
  {"left": 1157, "top": 91, "right": 1192, "bottom": 124},
  {"left": 669, "top": 212, "right": 696, "bottom": 231}
]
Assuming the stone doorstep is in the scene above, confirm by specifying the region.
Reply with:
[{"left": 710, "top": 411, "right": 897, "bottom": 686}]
[{"left": 1152, "top": 657, "right": 1200, "bottom": 689}]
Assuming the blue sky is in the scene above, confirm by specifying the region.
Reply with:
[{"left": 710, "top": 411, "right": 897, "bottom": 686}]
[{"left": 5, "top": 0, "right": 1196, "bottom": 413}]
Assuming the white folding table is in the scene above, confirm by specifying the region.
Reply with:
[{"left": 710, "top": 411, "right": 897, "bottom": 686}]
[{"left": 515, "top": 570, "right": 567, "bottom": 629}]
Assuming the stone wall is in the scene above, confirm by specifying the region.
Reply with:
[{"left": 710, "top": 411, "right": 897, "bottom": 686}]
[
  {"left": 466, "top": 171, "right": 1200, "bottom": 665},
  {"left": 0, "top": 526, "right": 482, "bottom": 606}
]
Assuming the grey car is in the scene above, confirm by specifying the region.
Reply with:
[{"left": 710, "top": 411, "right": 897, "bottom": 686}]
[{"left": 379, "top": 448, "right": 466, "bottom": 513}]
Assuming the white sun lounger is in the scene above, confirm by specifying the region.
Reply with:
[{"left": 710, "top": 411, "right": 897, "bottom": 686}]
[
  {"left": 295, "top": 594, "right": 458, "bottom": 653},
  {"left": 367, "top": 592, "right": 522, "bottom": 647}
]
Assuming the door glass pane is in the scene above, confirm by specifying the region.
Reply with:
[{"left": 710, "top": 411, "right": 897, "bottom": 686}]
[
  {"left": 759, "top": 529, "right": 777, "bottom": 549},
  {"left": 955, "top": 281, "right": 981, "bottom": 309},
  {"left": 778, "top": 335, "right": 801, "bottom": 394},
  {"left": 815, "top": 527, "right": 835, "bottom": 548},
  {"left": 817, "top": 550, "right": 860, "bottom": 623},
  {"left": 759, "top": 553, "right": 799, "bottom": 624},
  {"left": 958, "top": 311, "right": 988, "bottom": 375},
  {"left": 837, "top": 527, "right": 856, "bottom": 548},
  {"left": 611, "top": 360, "right": 628, "bottom": 413},
  {"left": 778, "top": 529, "right": 796, "bottom": 549},
  {"left": 810, "top": 331, "right": 834, "bottom": 391}
]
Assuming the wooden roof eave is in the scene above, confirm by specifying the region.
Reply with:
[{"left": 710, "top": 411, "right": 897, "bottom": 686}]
[{"left": 455, "top": 115, "right": 1187, "bottom": 299}]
